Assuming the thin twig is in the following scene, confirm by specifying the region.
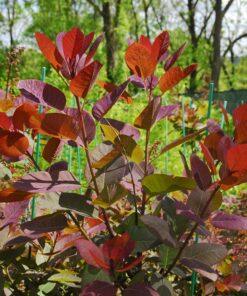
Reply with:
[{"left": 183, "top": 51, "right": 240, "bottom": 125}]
[
  {"left": 163, "top": 183, "right": 220, "bottom": 277},
  {"left": 74, "top": 95, "right": 114, "bottom": 238},
  {"left": 26, "top": 150, "right": 41, "bottom": 171},
  {"left": 67, "top": 211, "right": 89, "bottom": 240}
]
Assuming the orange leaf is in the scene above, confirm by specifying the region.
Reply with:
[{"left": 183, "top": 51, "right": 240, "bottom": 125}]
[
  {"left": 200, "top": 141, "right": 217, "bottom": 174},
  {"left": 39, "top": 113, "right": 78, "bottom": 140},
  {"left": 159, "top": 64, "right": 197, "bottom": 93},
  {"left": 42, "top": 137, "right": 64, "bottom": 163},
  {"left": 12, "top": 102, "right": 39, "bottom": 131},
  {"left": 125, "top": 42, "right": 156, "bottom": 79},
  {"left": 35, "top": 32, "right": 62, "bottom": 70},
  {"left": 0, "top": 130, "right": 29, "bottom": 158},
  {"left": 70, "top": 61, "right": 102, "bottom": 98},
  {"left": 0, "top": 188, "right": 33, "bottom": 203}
]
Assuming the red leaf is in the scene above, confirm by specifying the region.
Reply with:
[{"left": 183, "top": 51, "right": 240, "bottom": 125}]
[
  {"left": 62, "top": 27, "right": 84, "bottom": 59},
  {"left": 159, "top": 64, "right": 197, "bottom": 93},
  {"left": 125, "top": 42, "right": 156, "bottom": 79},
  {"left": 0, "top": 112, "right": 12, "bottom": 130},
  {"left": 42, "top": 137, "right": 64, "bottom": 163},
  {"left": 139, "top": 35, "right": 152, "bottom": 50},
  {"left": 152, "top": 31, "right": 170, "bottom": 62},
  {"left": 116, "top": 255, "right": 144, "bottom": 272},
  {"left": 200, "top": 141, "right": 217, "bottom": 174},
  {"left": 0, "top": 130, "right": 29, "bottom": 157},
  {"left": 232, "top": 103, "right": 247, "bottom": 126},
  {"left": 227, "top": 144, "right": 247, "bottom": 173},
  {"left": 75, "top": 239, "right": 109, "bottom": 270},
  {"left": 35, "top": 32, "right": 62, "bottom": 70},
  {"left": 204, "top": 132, "right": 224, "bottom": 160},
  {"left": 233, "top": 104, "right": 247, "bottom": 144},
  {"left": 70, "top": 61, "right": 102, "bottom": 98},
  {"left": 0, "top": 188, "right": 32, "bottom": 203},
  {"left": 39, "top": 113, "right": 78, "bottom": 140},
  {"left": 12, "top": 102, "right": 39, "bottom": 131},
  {"left": 102, "top": 232, "right": 135, "bottom": 264},
  {"left": 85, "top": 33, "right": 104, "bottom": 65},
  {"left": 234, "top": 121, "right": 247, "bottom": 144},
  {"left": 97, "top": 80, "right": 132, "bottom": 104},
  {"left": 164, "top": 42, "right": 186, "bottom": 70}
]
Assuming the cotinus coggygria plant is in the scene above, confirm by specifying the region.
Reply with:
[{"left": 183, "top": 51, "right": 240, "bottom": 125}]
[{"left": 0, "top": 27, "right": 246, "bottom": 295}]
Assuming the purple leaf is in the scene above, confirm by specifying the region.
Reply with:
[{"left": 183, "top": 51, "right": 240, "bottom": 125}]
[
  {"left": 18, "top": 80, "right": 66, "bottom": 110},
  {"left": 134, "top": 97, "right": 162, "bottom": 130},
  {"left": 181, "top": 258, "right": 218, "bottom": 281},
  {"left": 130, "top": 75, "right": 145, "bottom": 88},
  {"left": 174, "top": 200, "right": 204, "bottom": 225},
  {"left": 123, "top": 283, "right": 159, "bottom": 296},
  {"left": 146, "top": 75, "right": 159, "bottom": 90},
  {"left": 92, "top": 80, "right": 129, "bottom": 121},
  {"left": 129, "top": 75, "right": 158, "bottom": 90},
  {"left": 211, "top": 211, "right": 247, "bottom": 230},
  {"left": 190, "top": 154, "right": 212, "bottom": 191},
  {"left": 156, "top": 104, "right": 178, "bottom": 122},
  {"left": 65, "top": 108, "right": 96, "bottom": 144},
  {"left": 13, "top": 170, "right": 80, "bottom": 193},
  {"left": 100, "top": 118, "right": 140, "bottom": 141},
  {"left": 54, "top": 232, "right": 81, "bottom": 253},
  {"left": 80, "top": 280, "right": 117, "bottom": 296},
  {"left": 20, "top": 213, "right": 67, "bottom": 235},
  {"left": 164, "top": 42, "right": 186, "bottom": 70},
  {"left": 121, "top": 161, "right": 154, "bottom": 196},
  {"left": 47, "top": 161, "right": 68, "bottom": 172},
  {"left": 0, "top": 200, "right": 29, "bottom": 230},
  {"left": 182, "top": 243, "right": 227, "bottom": 266},
  {"left": 5, "top": 233, "right": 43, "bottom": 247},
  {"left": 140, "top": 215, "right": 177, "bottom": 247},
  {"left": 187, "top": 186, "right": 222, "bottom": 219},
  {"left": 86, "top": 33, "right": 104, "bottom": 65},
  {"left": 206, "top": 119, "right": 222, "bottom": 134}
]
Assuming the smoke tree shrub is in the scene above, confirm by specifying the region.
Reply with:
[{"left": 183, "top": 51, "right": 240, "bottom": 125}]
[{"left": 0, "top": 27, "right": 246, "bottom": 295}]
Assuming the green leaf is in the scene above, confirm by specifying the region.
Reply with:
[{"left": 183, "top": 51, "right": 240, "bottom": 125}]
[
  {"left": 36, "top": 243, "right": 51, "bottom": 266},
  {"left": 0, "top": 246, "right": 25, "bottom": 263},
  {"left": 59, "top": 193, "right": 94, "bottom": 216},
  {"left": 48, "top": 269, "right": 81, "bottom": 288},
  {"left": 38, "top": 282, "right": 56, "bottom": 295},
  {"left": 152, "top": 275, "right": 175, "bottom": 296},
  {"left": 93, "top": 183, "right": 128, "bottom": 208},
  {"left": 81, "top": 265, "right": 111, "bottom": 287},
  {"left": 140, "top": 215, "right": 177, "bottom": 247},
  {"left": 115, "top": 135, "right": 144, "bottom": 163},
  {"left": 158, "top": 245, "right": 178, "bottom": 269},
  {"left": 142, "top": 174, "right": 196, "bottom": 196},
  {"left": 128, "top": 225, "right": 158, "bottom": 252}
]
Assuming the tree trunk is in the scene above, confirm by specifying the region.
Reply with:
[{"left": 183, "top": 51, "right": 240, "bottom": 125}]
[
  {"left": 102, "top": 2, "right": 114, "bottom": 80},
  {"left": 187, "top": 0, "right": 198, "bottom": 93},
  {"left": 142, "top": 0, "right": 150, "bottom": 38},
  {"left": 211, "top": 0, "right": 222, "bottom": 89}
]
